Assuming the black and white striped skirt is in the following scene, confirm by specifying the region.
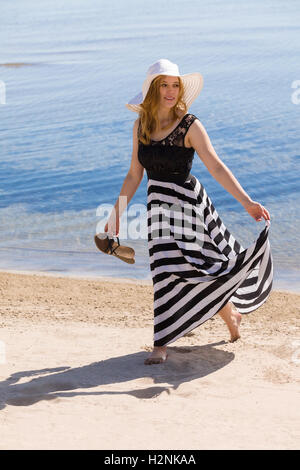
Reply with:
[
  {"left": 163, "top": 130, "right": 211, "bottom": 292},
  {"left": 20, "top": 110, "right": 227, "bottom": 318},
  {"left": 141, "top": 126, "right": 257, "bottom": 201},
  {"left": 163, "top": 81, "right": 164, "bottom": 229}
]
[{"left": 147, "top": 174, "right": 273, "bottom": 347}]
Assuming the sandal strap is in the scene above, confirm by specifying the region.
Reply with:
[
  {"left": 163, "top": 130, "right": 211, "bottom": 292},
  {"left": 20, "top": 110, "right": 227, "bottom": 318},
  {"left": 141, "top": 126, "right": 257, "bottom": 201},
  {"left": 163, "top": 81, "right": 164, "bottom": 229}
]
[{"left": 107, "top": 236, "right": 120, "bottom": 255}]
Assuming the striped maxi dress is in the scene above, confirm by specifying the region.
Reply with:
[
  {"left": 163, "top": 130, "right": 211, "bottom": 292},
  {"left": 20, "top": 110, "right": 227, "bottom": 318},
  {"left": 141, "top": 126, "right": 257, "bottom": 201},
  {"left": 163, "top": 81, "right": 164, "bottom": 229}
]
[{"left": 138, "top": 113, "right": 273, "bottom": 347}]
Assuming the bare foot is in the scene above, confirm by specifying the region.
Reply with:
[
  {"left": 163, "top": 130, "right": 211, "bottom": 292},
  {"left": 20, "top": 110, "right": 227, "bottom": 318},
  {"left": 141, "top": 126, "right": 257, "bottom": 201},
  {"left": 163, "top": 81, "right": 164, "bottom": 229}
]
[
  {"left": 229, "top": 307, "right": 242, "bottom": 343},
  {"left": 218, "top": 302, "right": 242, "bottom": 342},
  {"left": 144, "top": 346, "right": 168, "bottom": 365},
  {"left": 227, "top": 305, "right": 242, "bottom": 343}
]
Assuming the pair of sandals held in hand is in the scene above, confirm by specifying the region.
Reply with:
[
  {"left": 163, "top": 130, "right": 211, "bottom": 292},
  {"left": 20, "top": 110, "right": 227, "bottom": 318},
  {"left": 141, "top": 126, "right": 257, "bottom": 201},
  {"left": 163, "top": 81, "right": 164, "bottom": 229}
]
[{"left": 94, "top": 232, "right": 135, "bottom": 264}]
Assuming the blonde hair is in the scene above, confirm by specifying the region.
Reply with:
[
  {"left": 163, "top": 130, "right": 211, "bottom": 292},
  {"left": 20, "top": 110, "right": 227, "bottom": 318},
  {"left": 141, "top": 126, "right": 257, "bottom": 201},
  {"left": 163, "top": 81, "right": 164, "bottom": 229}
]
[{"left": 138, "top": 75, "right": 187, "bottom": 145}]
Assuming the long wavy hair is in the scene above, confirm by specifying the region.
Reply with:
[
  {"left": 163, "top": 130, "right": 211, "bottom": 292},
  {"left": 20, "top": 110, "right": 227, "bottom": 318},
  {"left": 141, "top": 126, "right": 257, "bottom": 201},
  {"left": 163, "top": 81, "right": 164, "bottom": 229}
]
[{"left": 138, "top": 75, "right": 187, "bottom": 145}]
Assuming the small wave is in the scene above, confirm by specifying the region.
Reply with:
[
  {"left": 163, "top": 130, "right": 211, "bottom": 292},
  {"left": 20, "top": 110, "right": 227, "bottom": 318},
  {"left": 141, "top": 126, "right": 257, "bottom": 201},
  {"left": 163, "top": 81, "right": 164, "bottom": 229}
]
[
  {"left": 0, "top": 245, "right": 95, "bottom": 255},
  {"left": 0, "top": 62, "right": 34, "bottom": 68}
]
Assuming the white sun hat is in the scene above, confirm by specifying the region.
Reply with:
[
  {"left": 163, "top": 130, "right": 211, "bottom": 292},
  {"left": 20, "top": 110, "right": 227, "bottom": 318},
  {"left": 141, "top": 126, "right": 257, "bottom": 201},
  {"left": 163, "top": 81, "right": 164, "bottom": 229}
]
[{"left": 125, "top": 59, "right": 204, "bottom": 113}]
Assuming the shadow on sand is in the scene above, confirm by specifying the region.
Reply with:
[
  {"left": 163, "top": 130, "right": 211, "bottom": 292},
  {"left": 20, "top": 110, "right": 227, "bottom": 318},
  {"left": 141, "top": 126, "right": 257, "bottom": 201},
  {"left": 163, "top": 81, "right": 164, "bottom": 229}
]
[{"left": 0, "top": 341, "right": 234, "bottom": 409}]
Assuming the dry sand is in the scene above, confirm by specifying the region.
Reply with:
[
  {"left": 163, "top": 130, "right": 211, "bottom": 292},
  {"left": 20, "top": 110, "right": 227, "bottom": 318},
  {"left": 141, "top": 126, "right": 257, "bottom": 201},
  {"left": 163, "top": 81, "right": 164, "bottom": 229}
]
[{"left": 0, "top": 271, "right": 299, "bottom": 450}]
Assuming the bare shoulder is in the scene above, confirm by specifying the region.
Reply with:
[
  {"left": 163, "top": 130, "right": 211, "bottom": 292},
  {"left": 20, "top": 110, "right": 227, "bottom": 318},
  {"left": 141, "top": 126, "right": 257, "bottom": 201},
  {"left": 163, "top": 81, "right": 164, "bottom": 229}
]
[
  {"left": 186, "top": 117, "right": 207, "bottom": 146},
  {"left": 133, "top": 117, "right": 140, "bottom": 128},
  {"left": 132, "top": 117, "right": 140, "bottom": 147},
  {"left": 189, "top": 116, "right": 206, "bottom": 132},
  {"left": 132, "top": 118, "right": 140, "bottom": 138}
]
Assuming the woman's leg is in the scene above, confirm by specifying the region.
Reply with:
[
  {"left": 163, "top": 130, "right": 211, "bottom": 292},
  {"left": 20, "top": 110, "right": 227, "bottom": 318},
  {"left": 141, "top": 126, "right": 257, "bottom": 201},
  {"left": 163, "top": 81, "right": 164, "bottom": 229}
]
[
  {"left": 218, "top": 301, "right": 242, "bottom": 342},
  {"left": 144, "top": 302, "right": 241, "bottom": 364}
]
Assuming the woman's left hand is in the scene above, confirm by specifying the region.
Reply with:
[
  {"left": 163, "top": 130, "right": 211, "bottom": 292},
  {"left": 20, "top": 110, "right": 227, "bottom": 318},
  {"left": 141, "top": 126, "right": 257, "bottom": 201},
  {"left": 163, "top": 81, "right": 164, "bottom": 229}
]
[{"left": 244, "top": 200, "right": 270, "bottom": 222}]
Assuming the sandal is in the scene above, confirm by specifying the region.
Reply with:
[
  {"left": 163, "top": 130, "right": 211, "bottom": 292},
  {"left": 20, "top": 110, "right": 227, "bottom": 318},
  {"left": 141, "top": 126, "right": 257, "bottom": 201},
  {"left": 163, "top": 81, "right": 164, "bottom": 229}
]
[{"left": 94, "top": 233, "right": 135, "bottom": 264}]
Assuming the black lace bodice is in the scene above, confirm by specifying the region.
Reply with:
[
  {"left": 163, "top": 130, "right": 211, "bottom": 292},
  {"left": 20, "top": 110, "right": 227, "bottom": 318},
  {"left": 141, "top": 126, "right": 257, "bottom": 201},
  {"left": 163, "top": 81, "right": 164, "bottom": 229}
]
[{"left": 138, "top": 113, "right": 198, "bottom": 184}]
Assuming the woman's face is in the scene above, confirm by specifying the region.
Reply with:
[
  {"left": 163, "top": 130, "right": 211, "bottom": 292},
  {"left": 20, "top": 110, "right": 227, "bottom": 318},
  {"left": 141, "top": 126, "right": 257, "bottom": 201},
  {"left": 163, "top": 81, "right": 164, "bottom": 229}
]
[{"left": 158, "top": 75, "right": 180, "bottom": 109}]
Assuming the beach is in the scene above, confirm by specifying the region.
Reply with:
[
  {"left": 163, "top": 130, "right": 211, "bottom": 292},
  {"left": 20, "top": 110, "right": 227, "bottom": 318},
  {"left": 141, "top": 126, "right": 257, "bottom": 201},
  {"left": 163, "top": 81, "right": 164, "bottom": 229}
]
[
  {"left": 0, "top": 270, "right": 299, "bottom": 450},
  {"left": 1, "top": 0, "right": 300, "bottom": 452}
]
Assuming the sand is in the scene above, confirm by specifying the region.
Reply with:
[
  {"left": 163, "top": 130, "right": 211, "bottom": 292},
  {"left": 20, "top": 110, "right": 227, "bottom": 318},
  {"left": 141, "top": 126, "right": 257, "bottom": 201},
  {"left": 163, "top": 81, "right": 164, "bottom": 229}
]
[{"left": 0, "top": 270, "right": 299, "bottom": 450}]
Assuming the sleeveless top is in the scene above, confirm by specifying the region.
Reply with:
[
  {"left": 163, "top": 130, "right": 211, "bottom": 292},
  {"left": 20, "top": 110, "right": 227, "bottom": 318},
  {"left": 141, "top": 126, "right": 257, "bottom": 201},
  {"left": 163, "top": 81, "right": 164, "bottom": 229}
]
[{"left": 137, "top": 113, "right": 198, "bottom": 184}]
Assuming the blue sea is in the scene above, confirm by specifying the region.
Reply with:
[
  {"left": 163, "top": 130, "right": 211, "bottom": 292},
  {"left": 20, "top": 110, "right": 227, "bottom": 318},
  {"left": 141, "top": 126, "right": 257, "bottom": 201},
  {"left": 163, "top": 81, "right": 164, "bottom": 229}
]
[{"left": 0, "top": 0, "right": 299, "bottom": 291}]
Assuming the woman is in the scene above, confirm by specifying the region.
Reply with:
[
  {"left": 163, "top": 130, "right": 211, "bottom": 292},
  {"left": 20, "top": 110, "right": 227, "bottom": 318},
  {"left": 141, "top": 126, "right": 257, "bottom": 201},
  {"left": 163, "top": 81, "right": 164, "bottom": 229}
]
[{"left": 104, "top": 59, "right": 273, "bottom": 365}]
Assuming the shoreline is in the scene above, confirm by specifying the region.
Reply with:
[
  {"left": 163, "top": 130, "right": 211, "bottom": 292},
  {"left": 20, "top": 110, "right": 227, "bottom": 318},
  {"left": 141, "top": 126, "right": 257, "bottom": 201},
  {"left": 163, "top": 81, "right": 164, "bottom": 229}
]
[
  {"left": 0, "top": 267, "right": 298, "bottom": 293},
  {"left": 0, "top": 270, "right": 299, "bottom": 328},
  {"left": 0, "top": 268, "right": 153, "bottom": 286}
]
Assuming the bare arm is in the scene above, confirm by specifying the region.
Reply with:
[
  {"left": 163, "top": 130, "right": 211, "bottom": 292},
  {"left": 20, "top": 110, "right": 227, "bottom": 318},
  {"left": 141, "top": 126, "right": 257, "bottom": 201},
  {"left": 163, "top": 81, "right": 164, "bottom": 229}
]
[
  {"left": 104, "top": 119, "right": 144, "bottom": 235},
  {"left": 187, "top": 119, "right": 270, "bottom": 221}
]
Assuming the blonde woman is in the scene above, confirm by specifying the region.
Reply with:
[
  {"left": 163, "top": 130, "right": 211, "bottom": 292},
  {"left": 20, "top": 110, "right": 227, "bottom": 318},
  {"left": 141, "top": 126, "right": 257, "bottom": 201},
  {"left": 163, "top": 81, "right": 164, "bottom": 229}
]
[{"left": 104, "top": 59, "right": 273, "bottom": 365}]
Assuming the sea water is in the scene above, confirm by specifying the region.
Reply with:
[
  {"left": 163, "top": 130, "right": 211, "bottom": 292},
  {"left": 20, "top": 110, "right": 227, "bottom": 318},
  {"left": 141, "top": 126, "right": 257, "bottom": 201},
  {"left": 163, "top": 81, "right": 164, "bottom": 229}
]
[{"left": 0, "top": 0, "right": 299, "bottom": 290}]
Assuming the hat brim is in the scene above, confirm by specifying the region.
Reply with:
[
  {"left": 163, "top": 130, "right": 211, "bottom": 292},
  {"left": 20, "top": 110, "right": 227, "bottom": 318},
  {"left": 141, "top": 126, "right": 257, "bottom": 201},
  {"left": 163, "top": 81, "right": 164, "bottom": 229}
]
[
  {"left": 125, "top": 91, "right": 144, "bottom": 113},
  {"left": 126, "top": 72, "right": 204, "bottom": 113}
]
